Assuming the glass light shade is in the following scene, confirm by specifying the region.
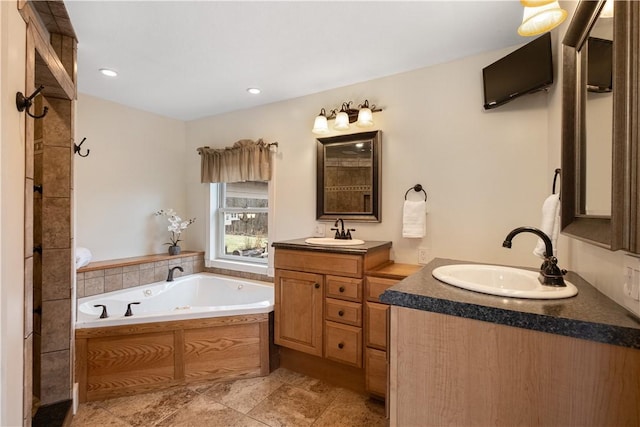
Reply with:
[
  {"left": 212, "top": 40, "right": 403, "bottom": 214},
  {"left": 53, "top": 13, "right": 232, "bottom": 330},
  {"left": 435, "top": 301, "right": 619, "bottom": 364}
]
[
  {"left": 333, "top": 111, "right": 350, "bottom": 130},
  {"left": 518, "top": 1, "right": 567, "bottom": 36},
  {"left": 356, "top": 107, "right": 374, "bottom": 128},
  {"left": 312, "top": 114, "right": 329, "bottom": 134}
]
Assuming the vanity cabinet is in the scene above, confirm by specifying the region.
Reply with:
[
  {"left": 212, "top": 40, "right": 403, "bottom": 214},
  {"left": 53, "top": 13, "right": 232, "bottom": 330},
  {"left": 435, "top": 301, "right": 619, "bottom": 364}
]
[
  {"left": 364, "top": 264, "right": 423, "bottom": 398},
  {"left": 272, "top": 239, "right": 392, "bottom": 392}
]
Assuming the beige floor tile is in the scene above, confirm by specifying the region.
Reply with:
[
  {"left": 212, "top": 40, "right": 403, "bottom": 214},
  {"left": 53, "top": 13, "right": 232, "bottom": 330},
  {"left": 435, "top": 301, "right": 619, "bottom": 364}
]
[
  {"left": 156, "top": 394, "right": 268, "bottom": 427},
  {"left": 96, "top": 386, "right": 200, "bottom": 427},
  {"left": 71, "top": 402, "right": 131, "bottom": 427},
  {"left": 248, "top": 383, "right": 338, "bottom": 427},
  {"left": 204, "top": 375, "right": 284, "bottom": 414},
  {"left": 313, "top": 388, "right": 386, "bottom": 427}
]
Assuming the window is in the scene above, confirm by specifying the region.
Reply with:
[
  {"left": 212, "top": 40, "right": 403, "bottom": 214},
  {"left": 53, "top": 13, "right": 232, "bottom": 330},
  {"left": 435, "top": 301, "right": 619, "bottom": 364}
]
[{"left": 215, "top": 181, "right": 269, "bottom": 265}]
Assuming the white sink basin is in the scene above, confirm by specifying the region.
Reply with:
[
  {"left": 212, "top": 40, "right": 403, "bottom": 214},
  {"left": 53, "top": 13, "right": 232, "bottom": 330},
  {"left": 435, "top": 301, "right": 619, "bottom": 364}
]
[
  {"left": 432, "top": 264, "right": 578, "bottom": 299},
  {"left": 304, "top": 237, "right": 365, "bottom": 246}
]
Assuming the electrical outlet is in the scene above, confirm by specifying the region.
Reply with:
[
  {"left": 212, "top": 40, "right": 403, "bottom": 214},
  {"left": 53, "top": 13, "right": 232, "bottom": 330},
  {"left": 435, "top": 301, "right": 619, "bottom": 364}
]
[
  {"left": 314, "top": 224, "right": 325, "bottom": 237},
  {"left": 418, "top": 247, "right": 430, "bottom": 265}
]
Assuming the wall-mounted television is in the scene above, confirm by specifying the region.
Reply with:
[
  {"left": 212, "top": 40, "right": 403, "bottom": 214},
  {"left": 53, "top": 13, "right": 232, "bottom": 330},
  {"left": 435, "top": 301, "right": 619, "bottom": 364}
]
[
  {"left": 482, "top": 32, "right": 553, "bottom": 110},
  {"left": 587, "top": 36, "right": 613, "bottom": 93}
]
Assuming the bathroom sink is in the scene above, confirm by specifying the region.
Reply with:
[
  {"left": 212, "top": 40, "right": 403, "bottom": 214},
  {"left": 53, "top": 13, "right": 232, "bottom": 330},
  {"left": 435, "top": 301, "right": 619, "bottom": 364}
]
[
  {"left": 304, "top": 237, "right": 365, "bottom": 246},
  {"left": 432, "top": 264, "right": 578, "bottom": 299}
]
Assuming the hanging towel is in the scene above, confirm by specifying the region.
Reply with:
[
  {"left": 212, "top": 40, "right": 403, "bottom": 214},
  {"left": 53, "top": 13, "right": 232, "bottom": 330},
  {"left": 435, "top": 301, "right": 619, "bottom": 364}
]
[
  {"left": 403, "top": 200, "right": 427, "bottom": 238},
  {"left": 533, "top": 194, "right": 560, "bottom": 258},
  {"left": 76, "top": 247, "right": 92, "bottom": 269}
]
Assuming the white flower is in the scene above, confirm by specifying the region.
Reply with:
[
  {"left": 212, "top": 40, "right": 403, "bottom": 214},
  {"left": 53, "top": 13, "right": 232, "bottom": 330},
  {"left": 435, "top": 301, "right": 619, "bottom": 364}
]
[{"left": 156, "top": 209, "right": 196, "bottom": 246}]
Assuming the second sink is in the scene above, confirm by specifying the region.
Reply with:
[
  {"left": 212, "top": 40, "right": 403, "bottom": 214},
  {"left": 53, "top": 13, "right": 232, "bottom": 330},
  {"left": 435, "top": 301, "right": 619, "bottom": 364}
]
[{"left": 432, "top": 264, "right": 578, "bottom": 299}]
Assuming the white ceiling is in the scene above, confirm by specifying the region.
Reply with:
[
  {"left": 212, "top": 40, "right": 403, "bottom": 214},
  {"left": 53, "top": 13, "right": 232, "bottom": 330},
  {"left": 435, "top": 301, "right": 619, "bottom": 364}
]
[{"left": 65, "top": 1, "right": 528, "bottom": 121}]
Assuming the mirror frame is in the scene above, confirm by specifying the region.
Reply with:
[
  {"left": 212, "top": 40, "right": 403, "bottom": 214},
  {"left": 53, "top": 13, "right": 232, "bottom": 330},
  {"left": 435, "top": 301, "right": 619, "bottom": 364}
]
[
  {"left": 316, "top": 130, "right": 382, "bottom": 222},
  {"left": 561, "top": 0, "right": 640, "bottom": 252}
]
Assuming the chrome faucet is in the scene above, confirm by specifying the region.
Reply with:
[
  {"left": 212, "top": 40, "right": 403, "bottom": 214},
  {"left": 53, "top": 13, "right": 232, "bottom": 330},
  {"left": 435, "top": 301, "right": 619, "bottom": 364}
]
[
  {"left": 331, "top": 218, "right": 356, "bottom": 240},
  {"left": 502, "top": 226, "right": 567, "bottom": 287},
  {"left": 167, "top": 265, "right": 183, "bottom": 282}
]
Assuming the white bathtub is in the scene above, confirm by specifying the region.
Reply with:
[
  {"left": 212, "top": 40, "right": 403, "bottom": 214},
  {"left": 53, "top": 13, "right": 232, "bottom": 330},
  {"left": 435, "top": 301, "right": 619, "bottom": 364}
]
[{"left": 76, "top": 273, "right": 274, "bottom": 328}]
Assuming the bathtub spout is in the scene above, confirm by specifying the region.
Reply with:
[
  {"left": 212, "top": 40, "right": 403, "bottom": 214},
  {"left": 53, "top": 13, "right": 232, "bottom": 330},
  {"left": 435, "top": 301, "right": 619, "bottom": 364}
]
[{"left": 167, "top": 266, "right": 184, "bottom": 282}]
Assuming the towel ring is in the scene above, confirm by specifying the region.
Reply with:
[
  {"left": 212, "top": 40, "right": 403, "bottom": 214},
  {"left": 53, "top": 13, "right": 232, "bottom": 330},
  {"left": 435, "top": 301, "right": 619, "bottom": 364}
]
[
  {"left": 552, "top": 168, "right": 561, "bottom": 197},
  {"left": 405, "top": 184, "right": 427, "bottom": 201}
]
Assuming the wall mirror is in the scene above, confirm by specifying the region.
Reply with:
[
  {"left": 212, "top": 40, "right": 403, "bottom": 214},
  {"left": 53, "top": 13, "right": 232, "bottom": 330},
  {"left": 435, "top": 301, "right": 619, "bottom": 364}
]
[
  {"left": 561, "top": 0, "right": 640, "bottom": 252},
  {"left": 316, "top": 130, "right": 381, "bottom": 222}
]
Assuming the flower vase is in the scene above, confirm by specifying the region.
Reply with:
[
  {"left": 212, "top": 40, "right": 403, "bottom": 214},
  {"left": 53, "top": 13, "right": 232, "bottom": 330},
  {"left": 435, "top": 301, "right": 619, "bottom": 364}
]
[{"left": 168, "top": 245, "right": 181, "bottom": 256}]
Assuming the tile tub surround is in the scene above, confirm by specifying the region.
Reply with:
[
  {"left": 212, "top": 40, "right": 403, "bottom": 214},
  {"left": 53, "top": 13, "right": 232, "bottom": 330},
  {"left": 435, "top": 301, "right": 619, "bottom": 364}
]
[
  {"left": 76, "top": 251, "right": 204, "bottom": 297},
  {"left": 70, "top": 368, "right": 385, "bottom": 427},
  {"left": 380, "top": 258, "right": 640, "bottom": 349}
]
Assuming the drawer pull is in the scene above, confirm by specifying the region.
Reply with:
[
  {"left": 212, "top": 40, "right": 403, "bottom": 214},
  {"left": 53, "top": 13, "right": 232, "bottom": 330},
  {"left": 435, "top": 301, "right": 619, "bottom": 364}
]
[
  {"left": 314, "top": 283, "right": 320, "bottom": 289},
  {"left": 338, "top": 342, "right": 344, "bottom": 349},
  {"left": 339, "top": 286, "right": 345, "bottom": 292},
  {"left": 338, "top": 310, "right": 344, "bottom": 317}
]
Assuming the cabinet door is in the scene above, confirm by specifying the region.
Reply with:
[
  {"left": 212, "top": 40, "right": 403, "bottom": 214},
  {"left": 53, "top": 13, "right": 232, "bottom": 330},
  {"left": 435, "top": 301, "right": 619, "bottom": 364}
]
[
  {"left": 365, "top": 347, "right": 387, "bottom": 398},
  {"left": 275, "top": 269, "right": 324, "bottom": 356},
  {"left": 365, "top": 301, "right": 389, "bottom": 350}
]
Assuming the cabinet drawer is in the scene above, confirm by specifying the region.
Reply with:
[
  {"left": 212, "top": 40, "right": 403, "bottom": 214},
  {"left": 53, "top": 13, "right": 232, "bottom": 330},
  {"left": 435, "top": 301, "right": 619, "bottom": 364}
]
[
  {"left": 365, "top": 347, "right": 387, "bottom": 398},
  {"left": 326, "top": 276, "right": 362, "bottom": 302},
  {"left": 365, "top": 276, "right": 399, "bottom": 302},
  {"left": 365, "top": 301, "right": 389, "bottom": 350},
  {"left": 325, "top": 298, "right": 362, "bottom": 327},
  {"left": 275, "top": 249, "right": 363, "bottom": 278},
  {"left": 324, "top": 321, "right": 362, "bottom": 367}
]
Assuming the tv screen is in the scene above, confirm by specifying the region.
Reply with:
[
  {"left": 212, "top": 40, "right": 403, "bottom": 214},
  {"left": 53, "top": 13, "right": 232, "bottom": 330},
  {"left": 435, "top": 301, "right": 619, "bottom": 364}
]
[
  {"left": 587, "top": 37, "right": 613, "bottom": 93},
  {"left": 483, "top": 32, "right": 553, "bottom": 110}
]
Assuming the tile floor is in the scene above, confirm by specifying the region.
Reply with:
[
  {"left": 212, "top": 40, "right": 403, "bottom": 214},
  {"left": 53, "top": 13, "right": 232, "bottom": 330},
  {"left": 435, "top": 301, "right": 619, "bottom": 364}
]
[{"left": 70, "top": 368, "right": 386, "bottom": 426}]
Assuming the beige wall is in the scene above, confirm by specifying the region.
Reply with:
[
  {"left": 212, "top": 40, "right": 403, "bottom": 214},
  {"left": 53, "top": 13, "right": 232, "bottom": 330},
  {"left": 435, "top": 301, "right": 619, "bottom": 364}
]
[
  {"left": 184, "top": 46, "right": 550, "bottom": 269},
  {"left": 0, "top": 2, "right": 26, "bottom": 425},
  {"left": 75, "top": 94, "right": 187, "bottom": 261}
]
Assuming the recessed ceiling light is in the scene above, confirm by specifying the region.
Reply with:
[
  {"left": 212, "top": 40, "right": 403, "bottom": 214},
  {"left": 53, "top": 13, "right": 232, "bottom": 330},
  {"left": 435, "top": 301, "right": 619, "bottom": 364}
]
[
  {"left": 247, "top": 87, "right": 261, "bottom": 95},
  {"left": 99, "top": 68, "right": 118, "bottom": 77}
]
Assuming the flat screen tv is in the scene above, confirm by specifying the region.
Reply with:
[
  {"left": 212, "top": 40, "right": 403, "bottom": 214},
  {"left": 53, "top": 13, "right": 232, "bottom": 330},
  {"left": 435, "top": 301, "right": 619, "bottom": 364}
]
[
  {"left": 587, "top": 36, "right": 613, "bottom": 93},
  {"left": 482, "top": 32, "right": 553, "bottom": 110}
]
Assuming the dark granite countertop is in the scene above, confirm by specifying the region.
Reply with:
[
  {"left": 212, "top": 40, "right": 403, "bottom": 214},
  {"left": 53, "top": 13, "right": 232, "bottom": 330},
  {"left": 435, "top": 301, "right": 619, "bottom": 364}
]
[
  {"left": 380, "top": 258, "right": 640, "bottom": 349},
  {"left": 272, "top": 238, "right": 392, "bottom": 255}
]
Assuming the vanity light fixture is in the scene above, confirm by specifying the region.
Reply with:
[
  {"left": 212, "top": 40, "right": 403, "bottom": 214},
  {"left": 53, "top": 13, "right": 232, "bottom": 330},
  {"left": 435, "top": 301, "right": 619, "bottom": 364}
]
[
  {"left": 311, "top": 100, "right": 381, "bottom": 135},
  {"left": 99, "top": 68, "right": 118, "bottom": 77},
  {"left": 518, "top": 0, "right": 567, "bottom": 37}
]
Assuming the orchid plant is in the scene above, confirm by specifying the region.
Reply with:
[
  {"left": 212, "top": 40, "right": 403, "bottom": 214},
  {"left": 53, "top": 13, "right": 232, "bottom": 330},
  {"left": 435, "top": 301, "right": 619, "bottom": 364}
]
[{"left": 155, "top": 209, "right": 196, "bottom": 247}]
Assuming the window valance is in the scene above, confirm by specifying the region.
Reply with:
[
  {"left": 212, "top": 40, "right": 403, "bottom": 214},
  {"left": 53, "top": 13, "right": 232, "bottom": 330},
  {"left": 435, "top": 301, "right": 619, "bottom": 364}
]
[{"left": 197, "top": 139, "right": 275, "bottom": 183}]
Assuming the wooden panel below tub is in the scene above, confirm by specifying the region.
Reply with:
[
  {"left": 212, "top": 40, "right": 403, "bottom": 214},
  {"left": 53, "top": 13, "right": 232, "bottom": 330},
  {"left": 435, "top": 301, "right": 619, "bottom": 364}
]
[{"left": 76, "top": 313, "right": 269, "bottom": 402}]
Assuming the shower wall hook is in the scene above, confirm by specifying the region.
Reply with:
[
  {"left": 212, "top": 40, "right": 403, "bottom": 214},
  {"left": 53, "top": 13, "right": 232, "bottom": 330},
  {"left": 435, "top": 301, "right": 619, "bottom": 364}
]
[
  {"left": 16, "top": 85, "right": 49, "bottom": 119},
  {"left": 74, "top": 137, "right": 90, "bottom": 157}
]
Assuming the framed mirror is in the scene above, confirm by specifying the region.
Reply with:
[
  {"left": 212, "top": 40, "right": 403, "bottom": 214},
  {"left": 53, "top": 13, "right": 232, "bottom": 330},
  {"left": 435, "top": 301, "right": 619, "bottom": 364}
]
[
  {"left": 561, "top": 0, "right": 639, "bottom": 252},
  {"left": 316, "top": 130, "right": 381, "bottom": 222}
]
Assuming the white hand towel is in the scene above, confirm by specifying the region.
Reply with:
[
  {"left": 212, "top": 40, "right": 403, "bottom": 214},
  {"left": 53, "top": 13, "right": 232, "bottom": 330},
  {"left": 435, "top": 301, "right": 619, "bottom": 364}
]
[
  {"left": 403, "top": 200, "right": 427, "bottom": 238},
  {"left": 76, "top": 247, "right": 92, "bottom": 269},
  {"left": 533, "top": 194, "right": 560, "bottom": 258}
]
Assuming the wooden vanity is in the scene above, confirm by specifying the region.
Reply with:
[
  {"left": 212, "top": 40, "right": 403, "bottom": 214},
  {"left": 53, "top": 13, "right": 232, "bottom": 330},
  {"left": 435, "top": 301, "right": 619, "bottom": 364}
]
[
  {"left": 272, "top": 239, "right": 420, "bottom": 397},
  {"left": 382, "top": 258, "right": 640, "bottom": 426}
]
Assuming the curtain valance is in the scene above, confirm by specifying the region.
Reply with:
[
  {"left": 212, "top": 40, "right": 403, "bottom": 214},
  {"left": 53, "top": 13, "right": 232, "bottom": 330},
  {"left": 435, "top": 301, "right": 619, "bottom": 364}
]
[{"left": 197, "top": 139, "right": 274, "bottom": 183}]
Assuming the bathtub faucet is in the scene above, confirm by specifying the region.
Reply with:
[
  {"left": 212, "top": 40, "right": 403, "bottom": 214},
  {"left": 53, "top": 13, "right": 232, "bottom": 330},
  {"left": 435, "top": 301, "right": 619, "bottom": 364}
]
[
  {"left": 124, "top": 302, "right": 140, "bottom": 317},
  {"left": 502, "top": 226, "right": 567, "bottom": 287},
  {"left": 167, "top": 266, "right": 183, "bottom": 282}
]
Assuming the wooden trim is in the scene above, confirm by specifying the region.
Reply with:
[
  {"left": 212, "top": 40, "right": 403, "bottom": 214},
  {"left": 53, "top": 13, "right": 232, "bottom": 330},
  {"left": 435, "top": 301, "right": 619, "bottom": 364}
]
[
  {"left": 75, "top": 338, "right": 88, "bottom": 403},
  {"left": 259, "top": 321, "right": 269, "bottom": 375},
  {"left": 173, "top": 330, "right": 185, "bottom": 381},
  {"left": 77, "top": 251, "right": 205, "bottom": 273}
]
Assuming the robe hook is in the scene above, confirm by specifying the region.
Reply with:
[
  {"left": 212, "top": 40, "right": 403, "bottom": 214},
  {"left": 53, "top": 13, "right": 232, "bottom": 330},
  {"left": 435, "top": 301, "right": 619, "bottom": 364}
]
[
  {"left": 16, "top": 85, "right": 48, "bottom": 119},
  {"left": 74, "top": 137, "right": 90, "bottom": 158}
]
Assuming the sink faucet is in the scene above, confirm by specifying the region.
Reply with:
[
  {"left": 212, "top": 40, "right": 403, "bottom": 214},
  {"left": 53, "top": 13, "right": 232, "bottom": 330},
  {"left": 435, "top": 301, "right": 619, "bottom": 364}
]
[
  {"left": 331, "top": 218, "right": 356, "bottom": 240},
  {"left": 502, "top": 226, "right": 567, "bottom": 287},
  {"left": 167, "top": 266, "right": 183, "bottom": 282}
]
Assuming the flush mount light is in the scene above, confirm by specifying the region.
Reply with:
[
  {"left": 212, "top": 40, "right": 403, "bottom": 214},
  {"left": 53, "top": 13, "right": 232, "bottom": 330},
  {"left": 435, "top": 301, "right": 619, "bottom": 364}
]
[
  {"left": 518, "top": 0, "right": 567, "bottom": 37},
  {"left": 247, "top": 88, "right": 261, "bottom": 95},
  {"left": 311, "top": 100, "right": 382, "bottom": 134},
  {"left": 99, "top": 68, "right": 118, "bottom": 77}
]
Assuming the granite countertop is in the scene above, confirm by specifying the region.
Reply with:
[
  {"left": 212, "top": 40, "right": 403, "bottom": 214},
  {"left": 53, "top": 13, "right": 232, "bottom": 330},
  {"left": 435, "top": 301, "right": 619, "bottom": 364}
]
[
  {"left": 380, "top": 258, "right": 640, "bottom": 349},
  {"left": 272, "top": 238, "right": 392, "bottom": 255}
]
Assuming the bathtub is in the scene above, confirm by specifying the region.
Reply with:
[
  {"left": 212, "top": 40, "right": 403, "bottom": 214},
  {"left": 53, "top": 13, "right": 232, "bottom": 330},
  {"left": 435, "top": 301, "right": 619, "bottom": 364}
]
[
  {"left": 76, "top": 272, "right": 274, "bottom": 328},
  {"left": 75, "top": 273, "right": 275, "bottom": 402}
]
